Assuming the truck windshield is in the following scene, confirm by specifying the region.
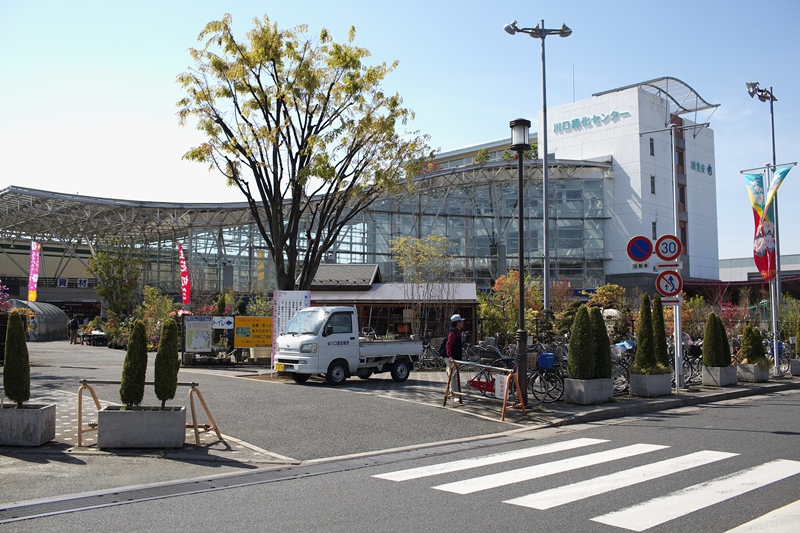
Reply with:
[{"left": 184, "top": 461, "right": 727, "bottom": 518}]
[{"left": 283, "top": 308, "right": 327, "bottom": 335}]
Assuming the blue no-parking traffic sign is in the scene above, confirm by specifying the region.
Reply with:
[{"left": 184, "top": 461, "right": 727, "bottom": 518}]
[{"left": 627, "top": 235, "right": 653, "bottom": 262}]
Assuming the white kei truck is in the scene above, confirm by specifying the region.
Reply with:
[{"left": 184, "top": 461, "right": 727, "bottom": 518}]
[{"left": 273, "top": 306, "right": 422, "bottom": 385}]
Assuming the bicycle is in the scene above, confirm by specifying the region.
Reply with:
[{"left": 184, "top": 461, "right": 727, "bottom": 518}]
[
  {"left": 527, "top": 352, "right": 564, "bottom": 404},
  {"left": 465, "top": 357, "right": 519, "bottom": 404}
]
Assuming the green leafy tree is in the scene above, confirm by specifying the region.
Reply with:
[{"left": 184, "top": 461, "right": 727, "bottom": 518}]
[
  {"left": 632, "top": 294, "right": 659, "bottom": 374},
  {"left": 585, "top": 283, "right": 626, "bottom": 310},
  {"left": 86, "top": 243, "right": 143, "bottom": 320},
  {"left": 3, "top": 310, "right": 30, "bottom": 407},
  {"left": 154, "top": 318, "right": 179, "bottom": 409},
  {"left": 741, "top": 324, "right": 770, "bottom": 370},
  {"left": 652, "top": 294, "right": 669, "bottom": 369},
  {"left": 567, "top": 305, "right": 594, "bottom": 380},
  {"left": 119, "top": 320, "right": 148, "bottom": 408},
  {"left": 590, "top": 306, "right": 612, "bottom": 379},
  {"left": 247, "top": 293, "right": 273, "bottom": 316},
  {"left": 702, "top": 312, "right": 725, "bottom": 367},
  {"left": 177, "top": 14, "right": 429, "bottom": 291},
  {"left": 473, "top": 148, "right": 490, "bottom": 165},
  {"left": 555, "top": 299, "right": 582, "bottom": 336},
  {"left": 135, "top": 286, "right": 178, "bottom": 346}
]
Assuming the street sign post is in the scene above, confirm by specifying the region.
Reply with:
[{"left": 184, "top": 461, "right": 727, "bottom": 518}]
[
  {"left": 627, "top": 235, "right": 653, "bottom": 262},
  {"left": 656, "top": 270, "right": 682, "bottom": 297}
]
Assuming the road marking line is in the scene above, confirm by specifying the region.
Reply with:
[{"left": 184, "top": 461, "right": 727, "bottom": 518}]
[
  {"left": 723, "top": 498, "right": 800, "bottom": 533},
  {"left": 505, "top": 450, "right": 737, "bottom": 509},
  {"left": 592, "top": 459, "right": 800, "bottom": 532},
  {"left": 372, "top": 438, "right": 607, "bottom": 481},
  {"left": 433, "top": 443, "right": 668, "bottom": 495}
]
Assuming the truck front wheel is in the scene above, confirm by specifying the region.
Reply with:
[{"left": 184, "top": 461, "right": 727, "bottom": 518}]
[
  {"left": 326, "top": 360, "right": 348, "bottom": 385},
  {"left": 390, "top": 360, "right": 411, "bottom": 382}
]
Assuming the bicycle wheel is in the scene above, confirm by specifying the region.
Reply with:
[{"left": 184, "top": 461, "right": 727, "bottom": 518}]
[
  {"left": 468, "top": 368, "right": 493, "bottom": 397},
  {"left": 611, "top": 361, "right": 629, "bottom": 394},
  {"left": 527, "top": 371, "right": 548, "bottom": 405},
  {"left": 542, "top": 370, "right": 564, "bottom": 403}
]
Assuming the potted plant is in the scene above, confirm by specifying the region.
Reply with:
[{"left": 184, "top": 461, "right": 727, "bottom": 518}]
[
  {"left": 737, "top": 325, "right": 771, "bottom": 383},
  {"left": 0, "top": 309, "right": 56, "bottom": 446},
  {"left": 97, "top": 319, "right": 186, "bottom": 448},
  {"left": 629, "top": 294, "right": 672, "bottom": 397},
  {"left": 701, "top": 313, "right": 737, "bottom": 386},
  {"left": 563, "top": 306, "right": 613, "bottom": 404}
]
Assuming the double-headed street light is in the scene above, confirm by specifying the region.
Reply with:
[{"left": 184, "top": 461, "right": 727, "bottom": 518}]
[
  {"left": 510, "top": 118, "right": 531, "bottom": 406},
  {"left": 746, "top": 81, "right": 782, "bottom": 376},
  {"left": 504, "top": 19, "right": 572, "bottom": 310}
]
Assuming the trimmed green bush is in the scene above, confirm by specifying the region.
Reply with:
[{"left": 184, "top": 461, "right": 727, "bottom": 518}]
[
  {"left": 717, "top": 314, "right": 732, "bottom": 366},
  {"left": 567, "top": 305, "right": 595, "bottom": 380},
  {"left": 652, "top": 294, "right": 669, "bottom": 369},
  {"left": 589, "top": 306, "right": 612, "bottom": 379},
  {"left": 741, "top": 325, "right": 771, "bottom": 371},
  {"left": 119, "top": 319, "right": 148, "bottom": 408},
  {"left": 702, "top": 313, "right": 725, "bottom": 367},
  {"left": 3, "top": 310, "right": 30, "bottom": 407},
  {"left": 632, "top": 294, "right": 669, "bottom": 375},
  {"left": 154, "top": 318, "right": 179, "bottom": 409}
]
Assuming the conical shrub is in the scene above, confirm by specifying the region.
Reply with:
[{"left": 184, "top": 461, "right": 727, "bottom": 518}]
[
  {"left": 567, "top": 305, "right": 594, "bottom": 380},
  {"left": 3, "top": 310, "right": 30, "bottom": 407},
  {"left": 652, "top": 294, "right": 669, "bottom": 369},
  {"left": 741, "top": 324, "right": 769, "bottom": 370},
  {"left": 154, "top": 318, "right": 179, "bottom": 409},
  {"left": 119, "top": 319, "right": 148, "bottom": 408},
  {"left": 632, "top": 294, "right": 657, "bottom": 374},
  {"left": 717, "top": 314, "right": 731, "bottom": 366},
  {"left": 589, "top": 306, "right": 612, "bottom": 379},
  {"left": 702, "top": 313, "right": 724, "bottom": 367}
]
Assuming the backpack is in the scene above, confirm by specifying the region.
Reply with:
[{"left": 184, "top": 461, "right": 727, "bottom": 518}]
[{"left": 438, "top": 332, "right": 449, "bottom": 358}]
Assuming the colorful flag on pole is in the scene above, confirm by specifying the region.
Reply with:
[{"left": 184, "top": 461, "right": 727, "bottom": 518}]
[
  {"left": 28, "top": 241, "right": 41, "bottom": 301},
  {"left": 761, "top": 165, "right": 793, "bottom": 226},
  {"left": 178, "top": 243, "right": 191, "bottom": 305},
  {"left": 744, "top": 166, "right": 792, "bottom": 281}
]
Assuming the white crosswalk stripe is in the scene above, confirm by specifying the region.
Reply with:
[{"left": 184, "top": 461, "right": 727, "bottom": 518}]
[
  {"left": 372, "top": 437, "right": 607, "bottom": 482},
  {"left": 505, "top": 449, "right": 738, "bottom": 509},
  {"left": 433, "top": 443, "right": 668, "bottom": 495},
  {"left": 723, "top": 498, "right": 800, "bottom": 533},
  {"left": 591, "top": 459, "right": 800, "bottom": 531}
]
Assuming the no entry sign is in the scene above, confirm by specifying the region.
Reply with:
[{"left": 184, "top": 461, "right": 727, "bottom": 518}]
[{"left": 627, "top": 236, "right": 653, "bottom": 262}]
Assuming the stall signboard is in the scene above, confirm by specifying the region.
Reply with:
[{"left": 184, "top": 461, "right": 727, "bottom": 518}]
[
  {"left": 184, "top": 316, "right": 213, "bottom": 352},
  {"left": 233, "top": 316, "right": 273, "bottom": 348}
]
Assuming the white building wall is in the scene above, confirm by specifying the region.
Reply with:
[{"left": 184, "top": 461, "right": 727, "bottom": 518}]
[{"left": 542, "top": 86, "right": 719, "bottom": 283}]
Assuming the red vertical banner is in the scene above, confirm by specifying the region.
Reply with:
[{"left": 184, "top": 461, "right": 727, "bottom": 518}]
[
  {"left": 28, "top": 241, "right": 41, "bottom": 301},
  {"left": 178, "top": 243, "right": 191, "bottom": 305}
]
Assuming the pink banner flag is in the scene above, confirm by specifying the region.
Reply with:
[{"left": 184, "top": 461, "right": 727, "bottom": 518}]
[
  {"left": 178, "top": 243, "right": 191, "bottom": 305},
  {"left": 28, "top": 241, "right": 41, "bottom": 301}
]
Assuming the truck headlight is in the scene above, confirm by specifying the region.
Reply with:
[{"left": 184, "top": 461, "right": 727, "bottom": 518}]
[{"left": 300, "top": 343, "right": 317, "bottom": 353}]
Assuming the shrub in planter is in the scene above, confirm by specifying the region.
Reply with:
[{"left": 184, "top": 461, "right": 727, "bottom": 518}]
[
  {"left": 154, "top": 318, "right": 179, "bottom": 409},
  {"left": 589, "top": 306, "right": 612, "bottom": 379},
  {"left": 718, "top": 314, "right": 732, "bottom": 366},
  {"left": 740, "top": 325, "right": 770, "bottom": 370},
  {"left": 702, "top": 313, "right": 725, "bottom": 367},
  {"left": 3, "top": 310, "right": 30, "bottom": 407},
  {"left": 652, "top": 294, "right": 670, "bottom": 369},
  {"left": 119, "top": 319, "right": 148, "bottom": 408},
  {"left": 567, "top": 305, "right": 594, "bottom": 380},
  {"left": 631, "top": 295, "right": 669, "bottom": 375}
]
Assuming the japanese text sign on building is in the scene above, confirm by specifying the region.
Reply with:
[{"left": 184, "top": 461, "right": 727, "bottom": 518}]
[
  {"left": 233, "top": 316, "right": 273, "bottom": 348},
  {"left": 553, "top": 110, "right": 631, "bottom": 134}
]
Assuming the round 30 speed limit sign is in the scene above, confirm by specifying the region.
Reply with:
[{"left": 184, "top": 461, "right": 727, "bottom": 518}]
[
  {"left": 656, "top": 270, "right": 682, "bottom": 297},
  {"left": 655, "top": 235, "right": 682, "bottom": 261}
]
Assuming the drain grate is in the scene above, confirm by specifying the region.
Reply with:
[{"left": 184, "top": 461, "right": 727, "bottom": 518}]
[{"left": 1, "top": 435, "right": 521, "bottom": 524}]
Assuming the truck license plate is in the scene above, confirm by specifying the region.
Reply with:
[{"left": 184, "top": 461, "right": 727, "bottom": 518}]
[{"left": 274, "top": 363, "right": 285, "bottom": 371}]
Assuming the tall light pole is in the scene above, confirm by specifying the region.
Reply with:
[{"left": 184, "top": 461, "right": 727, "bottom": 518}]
[
  {"left": 504, "top": 19, "right": 571, "bottom": 310},
  {"left": 746, "top": 82, "right": 782, "bottom": 376},
  {"left": 510, "top": 118, "right": 531, "bottom": 406}
]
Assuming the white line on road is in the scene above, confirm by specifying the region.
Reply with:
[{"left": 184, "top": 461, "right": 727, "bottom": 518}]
[
  {"left": 505, "top": 450, "right": 738, "bottom": 509},
  {"left": 723, "top": 498, "right": 800, "bottom": 533},
  {"left": 372, "top": 438, "right": 607, "bottom": 481},
  {"left": 433, "top": 443, "right": 668, "bottom": 495},
  {"left": 592, "top": 459, "right": 800, "bottom": 531}
]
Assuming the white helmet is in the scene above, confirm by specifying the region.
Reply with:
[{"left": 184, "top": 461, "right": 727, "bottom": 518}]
[{"left": 450, "top": 314, "right": 465, "bottom": 323}]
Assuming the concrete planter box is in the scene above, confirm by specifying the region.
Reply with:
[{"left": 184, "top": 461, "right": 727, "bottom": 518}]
[
  {"left": 789, "top": 359, "right": 800, "bottom": 377},
  {"left": 629, "top": 372, "right": 672, "bottom": 398},
  {"left": 564, "top": 378, "right": 613, "bottom": 405},
  {"left": 702, "top": 365, "right": 738, "bottom": 387},
  {"left": 0, "top": 403, "right": 56, "bottom": 446},
  {"left": 737, "top": 364, "right": 770, "bottom": 383},
  {"left": 97, "top": 406, "right": 186, "bottom": 449}
]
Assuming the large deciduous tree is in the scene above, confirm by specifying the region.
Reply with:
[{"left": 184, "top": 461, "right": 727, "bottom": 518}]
[
  {"left": 86, "top": 243, "right": 143, "bottom": 320},
  {"left": 177, "top": 14, "right": 429, "bottom": 290}
]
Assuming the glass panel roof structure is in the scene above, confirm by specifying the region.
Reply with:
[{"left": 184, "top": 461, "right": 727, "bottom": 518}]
[{"left": 593, "top": 76, "right": 719, "bottom": 117}]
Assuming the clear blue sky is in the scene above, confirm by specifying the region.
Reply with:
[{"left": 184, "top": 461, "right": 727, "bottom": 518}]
[{"left": 1, "top": 0, "right": 798, "bottom": 260}]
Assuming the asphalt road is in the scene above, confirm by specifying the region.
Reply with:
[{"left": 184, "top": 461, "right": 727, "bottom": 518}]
[{"left": 4, "top": 387, "right": 800, "bottom": 532}]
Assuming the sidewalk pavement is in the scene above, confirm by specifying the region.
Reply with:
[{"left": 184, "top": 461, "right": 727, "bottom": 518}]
[{"left": 2, "top": 364, "right": 800, "bottom": 507}]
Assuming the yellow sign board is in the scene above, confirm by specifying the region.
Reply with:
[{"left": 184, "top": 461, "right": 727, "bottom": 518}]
[{"left": 233, "top": 316, "right": 273, "bottom": 348}]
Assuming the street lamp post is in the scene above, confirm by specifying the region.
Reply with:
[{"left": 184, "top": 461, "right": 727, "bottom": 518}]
[
  {"left": 504, "top": 19, "right": 571, "bottom": 310},
  {"left": 510, "top": 118, "right": 531, "bottom": 406},
  {"left": 746, "top": 82, "right": 782, "bottom": 376}
]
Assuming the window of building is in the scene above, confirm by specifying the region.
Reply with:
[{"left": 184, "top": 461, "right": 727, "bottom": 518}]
[
  {"left": 650, "top": 175, "right": 656, "bottom": 194},
  {"left": 652, "top": 221, "right": 658, "bottom": 240},
  {"left": 679, "top": 221, "right": 688, "bottom": 253},
  {"left": 649, "top": 138, "right": 655, "bottom": 156},
  {"left": 678, "top": 184, "right": 686, "bottom": 212},
  {"left": 675, "top": 148, "right": 684, "bottom": 173}
]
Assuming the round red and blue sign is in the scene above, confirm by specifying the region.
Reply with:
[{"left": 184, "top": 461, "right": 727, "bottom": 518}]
[{"left": 626, "top": 236, "right": 653, "bottom": 262}]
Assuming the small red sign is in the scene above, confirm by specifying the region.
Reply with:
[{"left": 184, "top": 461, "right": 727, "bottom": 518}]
[{"left": 656, "top": 270, "right": 683, "bottom": 297}]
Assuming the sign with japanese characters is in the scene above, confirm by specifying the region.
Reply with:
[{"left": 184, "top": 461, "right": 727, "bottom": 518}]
[
  {"left": 233, "top": 316, "right": 273, "bottom": 348},
  {"left": 27, "top": 241, "right": 41, "bottom": 301},
  {"left": 553, "top": 110, "right": 632, "bottom": 134},
  {"left": 184, "top": 316, "right": 213, "bottom": 352}
]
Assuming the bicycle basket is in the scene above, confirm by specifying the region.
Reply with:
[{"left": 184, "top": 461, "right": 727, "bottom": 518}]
[{"left": 538, "top": 352, "right": 555, "bottom": 370}]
